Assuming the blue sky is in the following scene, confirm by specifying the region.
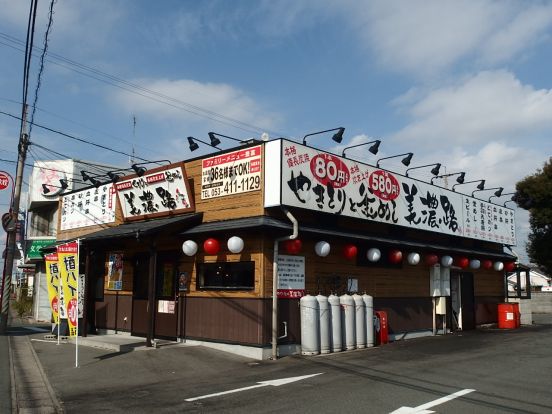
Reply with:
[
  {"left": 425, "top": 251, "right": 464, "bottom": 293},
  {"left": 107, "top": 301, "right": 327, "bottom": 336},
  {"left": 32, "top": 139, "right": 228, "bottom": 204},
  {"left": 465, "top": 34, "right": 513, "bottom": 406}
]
[{"left": 1, "top": 0, "right": 552, "bottom": 263}]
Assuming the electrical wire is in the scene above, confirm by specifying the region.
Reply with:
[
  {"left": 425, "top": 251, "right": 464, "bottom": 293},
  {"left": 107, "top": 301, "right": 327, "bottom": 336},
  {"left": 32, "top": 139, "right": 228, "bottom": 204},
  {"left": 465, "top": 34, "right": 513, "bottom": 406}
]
[
  {"left": 0, "top": 109, "right": 153, "bottom": 163},
  {"left": 0, "top": 31, "right": 287, "bottom": 138},
  {"left": 28, "top": 0, "right": 57, "bottom": 138},
  {"left": 20, "top": 0, "right": 38, "bottom": 134}
]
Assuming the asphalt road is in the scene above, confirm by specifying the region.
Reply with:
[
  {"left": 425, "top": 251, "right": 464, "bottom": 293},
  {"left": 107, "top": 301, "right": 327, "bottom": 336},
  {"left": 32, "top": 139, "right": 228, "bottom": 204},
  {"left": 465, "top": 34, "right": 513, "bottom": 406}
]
[{"left": 31, "top": 322, "right": 552, "bottom": 413}]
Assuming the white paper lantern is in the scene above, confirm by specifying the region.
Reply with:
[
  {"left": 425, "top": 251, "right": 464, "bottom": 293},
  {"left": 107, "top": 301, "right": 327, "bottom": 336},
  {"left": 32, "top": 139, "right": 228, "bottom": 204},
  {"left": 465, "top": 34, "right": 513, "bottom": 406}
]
[
  {"left": 441, "top": 255, "right": 453, "bottom": 267},
  {"left": 469, "top": 259, "right": 481, "bottom": 270},
  {"left": 493, "top": 261, "right": 504, "bottom": 271},
  {"left": 314, "top": 241, "right": 331, "bottom": 257},
  {"left": 227, "top": 236, "right": 245, "bottom": 254},
  {"left": 367, "top": 248, "right": 381, "bottom": 262},
  {"left": 182, "top": 240, "right": 198, "bottom": 256},
  {"left": 407, "top": 252, "right": 421, "bottom": 265}
]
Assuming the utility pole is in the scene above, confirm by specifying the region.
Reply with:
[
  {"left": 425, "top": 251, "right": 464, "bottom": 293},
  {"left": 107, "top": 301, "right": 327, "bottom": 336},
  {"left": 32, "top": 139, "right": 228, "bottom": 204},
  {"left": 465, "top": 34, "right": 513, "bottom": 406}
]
[{"left": 0, "top": 104, "right": 29, "bottom": 333}]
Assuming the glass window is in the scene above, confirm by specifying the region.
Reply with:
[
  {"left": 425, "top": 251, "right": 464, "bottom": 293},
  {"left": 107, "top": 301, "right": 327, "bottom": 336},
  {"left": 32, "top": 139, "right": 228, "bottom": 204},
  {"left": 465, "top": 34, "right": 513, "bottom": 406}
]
[
  {"left": 132, "top": 254, "right": 149, "bottom": 299},
  {"left": 197, "top": 261, "right": 255, "bottom": 290},
  {"left": 156, "top": 261, "right": 176, "bottom": 298},
  {"left": 29, "top": 205, "right": 58, "bottom": 237}
]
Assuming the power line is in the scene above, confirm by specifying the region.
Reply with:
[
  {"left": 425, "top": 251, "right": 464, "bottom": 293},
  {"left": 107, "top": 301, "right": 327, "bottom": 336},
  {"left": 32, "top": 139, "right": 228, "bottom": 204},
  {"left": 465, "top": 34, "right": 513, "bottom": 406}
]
[
  {"left": 28, "top": 0, "right": 57, "bottom": 138},
  {"left": 0, "top": 109, "right": 153, "bottom": 163},
  {"left": 0, "top": 31, "right": 287, "bottom": 138},
  {"left": 20, "top": 1, "right": 38, "bottom": 134},
  {"left": 0, "top": 96, "right": 166, "bottom": 158}
]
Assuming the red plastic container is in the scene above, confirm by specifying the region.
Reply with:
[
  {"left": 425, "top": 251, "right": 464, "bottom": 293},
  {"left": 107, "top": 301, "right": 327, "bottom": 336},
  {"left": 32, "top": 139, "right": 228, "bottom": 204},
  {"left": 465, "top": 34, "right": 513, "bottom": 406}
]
[
  {"left": 374, "top": 310, "right": 389, "bottom": 344},
  {"left": 498, "top": 303, "right": 517, "bottom": 329}
]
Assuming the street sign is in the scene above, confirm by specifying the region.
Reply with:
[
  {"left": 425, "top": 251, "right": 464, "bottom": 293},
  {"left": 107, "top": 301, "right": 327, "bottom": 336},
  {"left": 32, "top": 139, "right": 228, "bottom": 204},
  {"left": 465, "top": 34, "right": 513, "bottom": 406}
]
[
  {"left": 2, "top": 212, "right": 16, "bottom": 232},
  {"left": 0, "top": 172, "right": 9, "bottom": 190}
]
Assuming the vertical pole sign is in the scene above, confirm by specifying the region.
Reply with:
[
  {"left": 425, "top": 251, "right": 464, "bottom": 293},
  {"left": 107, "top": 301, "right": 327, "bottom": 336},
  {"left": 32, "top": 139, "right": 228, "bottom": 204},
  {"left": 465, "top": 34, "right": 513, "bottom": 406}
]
[
  {"left": 57, "top": 240, "right": 79, "bottom": 367},
  {"left": 44, "top": 253, "right": 60, "bottom": 332}
]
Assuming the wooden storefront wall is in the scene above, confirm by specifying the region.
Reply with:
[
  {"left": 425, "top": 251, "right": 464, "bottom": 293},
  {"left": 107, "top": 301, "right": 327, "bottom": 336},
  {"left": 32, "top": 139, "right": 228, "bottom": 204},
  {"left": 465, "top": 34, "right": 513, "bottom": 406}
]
[{"left": 52, "top": 145, "right": 511, "bottom": 345}]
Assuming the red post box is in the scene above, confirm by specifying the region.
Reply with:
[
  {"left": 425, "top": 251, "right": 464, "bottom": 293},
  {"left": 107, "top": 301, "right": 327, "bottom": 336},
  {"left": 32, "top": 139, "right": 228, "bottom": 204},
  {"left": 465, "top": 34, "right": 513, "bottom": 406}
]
[{"left": 374, "top": 310, "right": 389, "bottom": 345}]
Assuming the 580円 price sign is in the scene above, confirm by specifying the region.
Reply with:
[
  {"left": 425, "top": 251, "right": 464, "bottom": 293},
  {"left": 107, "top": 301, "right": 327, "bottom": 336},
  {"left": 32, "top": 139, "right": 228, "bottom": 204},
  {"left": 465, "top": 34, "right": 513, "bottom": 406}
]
[{"left": 201, "top": 145, "right": 262, "bottom": 199}]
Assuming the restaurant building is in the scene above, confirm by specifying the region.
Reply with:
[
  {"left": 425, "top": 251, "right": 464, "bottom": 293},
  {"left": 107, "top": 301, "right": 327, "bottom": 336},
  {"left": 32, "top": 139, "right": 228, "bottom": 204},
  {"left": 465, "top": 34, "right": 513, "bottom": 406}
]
[{"left": 51, "top": 138, "right": 517, "bottom": 359}]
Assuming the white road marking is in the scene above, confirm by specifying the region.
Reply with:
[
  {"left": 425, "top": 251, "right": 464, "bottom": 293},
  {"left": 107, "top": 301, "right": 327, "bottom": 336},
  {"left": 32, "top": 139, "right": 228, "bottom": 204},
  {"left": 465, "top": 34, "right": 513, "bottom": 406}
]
[
  {"left": 390, "top": 388, "right": 476, "bottom": 413},
  {"left": 185, "top": 373, "right": 323, "bottom": 402}
]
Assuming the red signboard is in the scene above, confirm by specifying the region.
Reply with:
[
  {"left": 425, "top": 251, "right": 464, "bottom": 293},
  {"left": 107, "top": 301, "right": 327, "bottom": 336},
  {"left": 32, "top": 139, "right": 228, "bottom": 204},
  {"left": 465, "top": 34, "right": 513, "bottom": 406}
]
[
  {"left": 310, "top": 153, "right": 350, "bottom": 188},
  {"left": 368, "top": 170, "right": 400, "bottom": 201},
  {"left": 0, "top": 172, "right": 10, "bottom": 190}
]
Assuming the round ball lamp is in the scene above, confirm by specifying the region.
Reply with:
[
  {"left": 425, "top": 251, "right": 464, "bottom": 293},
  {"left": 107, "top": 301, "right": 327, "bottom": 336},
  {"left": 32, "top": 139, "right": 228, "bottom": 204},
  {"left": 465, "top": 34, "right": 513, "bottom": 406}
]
[
  {"left": 504, "top": 261, "right": 516, "bottom": 272},
  {"left": 227, "top": 236, "right": 245, "bottom": 254},
  {"left": 424, "top": 254, "right": 439, "bottom": 266},
  {"left": 203, "top": 238, "right": 220, "bottom": 255},
  {"left": 482, "top": 260, "right": 493, "bottom": 270},
  {"left": 407, "top": 252, "right": 420, "bottom": 265},
  {"left": 314, "top": 241, "right": 331, "bottom": 257},
  {"left": 441, "top": 255, "right": 453, "bottom": 267},
  {"left": 343, "top": 244, "right": 358, "bottom": 260},
  {"left": 493, "top": 261, "right": 504, "bottom": 271},
  {"left": 182, "top": 240, "right": 198, "bottom": 256},
  {"left": 469, "top": 259, "right": 481, "bottom": 270},
  {"left": 388, "top": 249, "right": 403, "bottom": 264},
  {"left": 367, "top": 248, "right": 381, "bottom": 262},
  {"left": 284, "top": 239, "right": 302, "bottom": 254},
  {"left": 455, "top": 257, "right": 469, "bottom": 269}
]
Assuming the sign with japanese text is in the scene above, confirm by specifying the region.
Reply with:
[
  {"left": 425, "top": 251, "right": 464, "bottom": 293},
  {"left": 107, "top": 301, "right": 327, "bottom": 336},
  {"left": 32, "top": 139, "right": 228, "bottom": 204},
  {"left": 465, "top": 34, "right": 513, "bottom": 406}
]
[
  {"left": 277, "top": 255, "right": 305, "bottom": 299},
  {"left": 115, "top": 163, "right": 194, "bottom": 221},
  {"left": 107, "top": 252, "right": 123, "bottom": 290},
  {"left": 60, "top": 184, "right": 117, "bottom": 230},
  {"left": 201, "top": 145, "right": 262, "bottom": 199},
  {"left": 45, "top": 253, "right": 60, "bottom": 325},
  {"left": 57, "top": 241, "right": 79, "bottom": 336},
  {"left": 267, "top": 140, "right": 516, "bottom": 245},
  {"left": 462, "top": 196, "right": 516, "bottom": 245},
  {"left": 26, "top": 239, "right": 55, "bottom": 260}
]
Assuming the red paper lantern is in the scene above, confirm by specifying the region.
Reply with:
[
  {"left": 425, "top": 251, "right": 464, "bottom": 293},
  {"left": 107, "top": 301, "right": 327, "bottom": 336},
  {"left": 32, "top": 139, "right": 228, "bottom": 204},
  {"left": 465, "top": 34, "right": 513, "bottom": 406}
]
[
  {"left": 203, "top": 238, "right": 220, "bottom": 255},
  {"left": 482, "top": 260, "right": 493, "bottom": 270},
  {"left": 504, "top": 261, "right": 516, "bottom": 272},
  {"left": 425, "top": 254, "right": 439, "bottom": 266},
  {"left": 284, "top": 239, "right": 302, "bottom": 254},
  {"left": 388, "top": 249, "right": 403, "bottom": 264},
  {"left": 455, "top": 257, "right": 469, "bottom": 269},
  {"left": 343, "top": 244, "right": 358, "bottom": 260}
]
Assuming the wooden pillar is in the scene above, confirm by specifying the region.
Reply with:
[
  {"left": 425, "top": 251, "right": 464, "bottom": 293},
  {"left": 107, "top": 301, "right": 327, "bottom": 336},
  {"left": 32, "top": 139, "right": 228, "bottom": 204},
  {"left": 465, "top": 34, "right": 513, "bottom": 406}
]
[{"left": 146, "top": 239, "right": 157, "bottom": 347}]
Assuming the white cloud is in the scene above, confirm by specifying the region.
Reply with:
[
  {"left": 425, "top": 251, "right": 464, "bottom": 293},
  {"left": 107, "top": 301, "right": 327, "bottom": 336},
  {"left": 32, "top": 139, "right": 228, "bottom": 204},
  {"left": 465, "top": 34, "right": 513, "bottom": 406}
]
[
  {"left": 479, "top": 4, "right": 552, "bottom": 65},
  {"left": 333, "top": 0, "right": 552, "bottom": 76},
  {"left": 392, "top": 70, "right": 552, "bottom": 148},
  {"left": 110, "top": 77, "right": 280, "bottom": 133}
]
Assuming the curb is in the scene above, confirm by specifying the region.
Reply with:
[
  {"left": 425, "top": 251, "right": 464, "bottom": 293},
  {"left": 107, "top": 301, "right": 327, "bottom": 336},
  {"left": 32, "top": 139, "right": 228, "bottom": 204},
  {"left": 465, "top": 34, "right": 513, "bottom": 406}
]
[
  {"left": 26, "top": 335, "right": 65, "bottom": 413},
  {"left": 9, "top": 334, "right": 65, "bottom": 413}
]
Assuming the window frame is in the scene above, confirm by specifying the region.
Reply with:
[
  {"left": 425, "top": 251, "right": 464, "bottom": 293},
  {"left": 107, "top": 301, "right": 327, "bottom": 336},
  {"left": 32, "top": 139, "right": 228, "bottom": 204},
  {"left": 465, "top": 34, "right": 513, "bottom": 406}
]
[{"left": 196, "top": 261, "right": 255, "bottom": 291}]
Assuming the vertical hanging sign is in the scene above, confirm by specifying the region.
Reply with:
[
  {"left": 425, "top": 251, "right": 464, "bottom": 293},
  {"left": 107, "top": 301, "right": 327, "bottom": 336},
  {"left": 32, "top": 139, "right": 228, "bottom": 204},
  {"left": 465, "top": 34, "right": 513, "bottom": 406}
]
[
  {"left": 44, "top": 252, "right": 60, "bottom": 326},
  {"left": 57, "top": 241, "right": 79, "bottom": 337}
]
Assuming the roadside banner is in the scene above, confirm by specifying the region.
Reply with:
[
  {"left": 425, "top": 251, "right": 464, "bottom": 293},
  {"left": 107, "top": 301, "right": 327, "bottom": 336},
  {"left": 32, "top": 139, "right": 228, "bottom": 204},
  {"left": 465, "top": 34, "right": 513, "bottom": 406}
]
[
  {"left": 57, "top": 241, "right": 79, "bottom": 337},
  {"left": 44, "top": 252, "right": 60, "bottom": 325}
]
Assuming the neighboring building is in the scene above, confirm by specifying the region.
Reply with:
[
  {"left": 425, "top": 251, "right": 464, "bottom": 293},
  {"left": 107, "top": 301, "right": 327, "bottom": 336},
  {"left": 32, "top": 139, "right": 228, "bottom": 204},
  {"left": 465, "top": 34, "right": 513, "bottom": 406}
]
[
  {"left": 507, "top": 266, "right": 551, "bottom": 292},
  {"left": 25, "top": 159, "right": 120, "bottom": 322},
  {"left": 44, "top": 139, "right": 517, "bottom": 359}
]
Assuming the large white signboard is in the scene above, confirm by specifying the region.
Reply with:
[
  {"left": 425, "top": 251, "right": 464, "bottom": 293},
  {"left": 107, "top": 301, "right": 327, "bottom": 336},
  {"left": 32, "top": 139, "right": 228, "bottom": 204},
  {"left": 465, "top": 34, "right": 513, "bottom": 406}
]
[
  {"left": 60, "top": 184, "right": 116, "bottom": 230},
  {"left": 115, "top": 163, "right": 194, "bottom": 221},
  {"left": 201, "top": 145, "right": 262, "bottom": 199},
  {"left": 462, "top": 196, "right": 516, "bottom": 245},
  {"left": 277, "top": 255, "right": 305, "bottom": 299},
  {"left": 265, "top": 140, "right": 516, "bottom": 245}
]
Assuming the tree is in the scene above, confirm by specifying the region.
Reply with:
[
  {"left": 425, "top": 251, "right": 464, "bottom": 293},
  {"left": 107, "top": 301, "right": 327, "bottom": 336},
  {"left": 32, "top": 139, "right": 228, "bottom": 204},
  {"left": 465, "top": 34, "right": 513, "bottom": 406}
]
[{"left": 514, "top": 157, "right": 552, "bottom": 274}]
